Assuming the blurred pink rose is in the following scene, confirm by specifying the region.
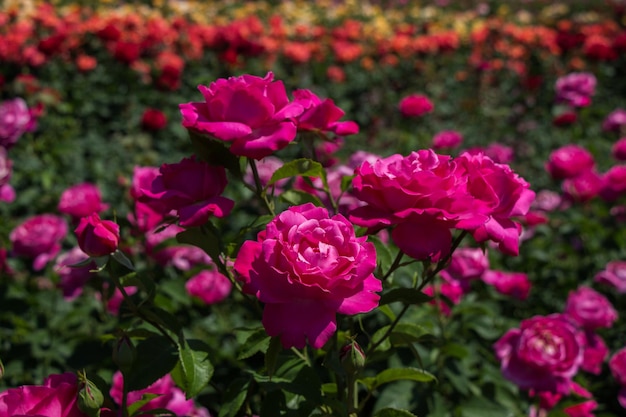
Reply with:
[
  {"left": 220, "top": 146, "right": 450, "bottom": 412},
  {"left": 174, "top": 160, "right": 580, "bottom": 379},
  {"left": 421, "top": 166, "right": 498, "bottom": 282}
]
[
  {"left": 555, "top": 72, "right": 596, "bottom": 108},
  {"left": 128, "top": 200, "right": 165, "bottom": 234},
  {"left": 562, "top": 170, "right": 604, "bottom": 203},
  {"left": 0, "top": 183, "right": 14, "bottom": 203},
  {"left": 145, "top": 223, "right": 211, "bottom": 270},
  {"left": 398, "top": 94, "right": 434, "bottom": 117},
  {"left": 0, "top": 147, "right": 11, "bottom": 188},
  {"left": 186, "top": 269, "right": 232, "bottom": 304},
  {"left": 609, "top": 347, "right": 626, "bottom": 408},
  {"left": 293, "top": 89, "right": 359, "bottom": 136},
  {"left": 442, "top": 246, "right": 489, "bottom": 284},
  {"left": 581, "top": 331, "right": 608, "bottom": 375},
  {"left": 75, "top": 213, "right": 120, "bottom": 257},
  {"left": 244, "top": 156, "right": 288, "bottom": 191},
  {"left": 553, "top": 109, "right": 578, "bottom": 127},
  {"left": 110, "top": 372, "right": 209, "bottom": 416},
  {"left": 103, "top": 284, "right": 138, "bottom": 315},
  {"left": 546, "top": 145, "right": 595, "bottom": 180},
  {"left": 423, "top": 276, "right": 464, "bottom": 316},
  {"left": 130, "top": 165, "right": 161, "bottom": 200},
  {"left": 532, "top": 190, "right": 564, "bottom": 212},
  {"left": 494, "top": 314, "right": 585, "bottom": 394},
  {"left": 141, "top": 108, "right": 168, "bottom": 131},
  {"left": 234, "top": 203, "right": 381, "bottom": 349},
  {"left": 594, "top": 261, "right": 626, "bottom": 293},
  {"left": 464, "top": 143, "right": 515, "bottom": 165},
  {"left": 10, "top": 214, "right": 68, "bottom": 270},
  {"left": 0, "top": 97, "right": 37, "bottom": 149},
  {"left": 54, "top": 246, "right": 94, "bottom": 300},
  {"left": 564, "top": 286, "right": 618, "bottom": 330},
  {"left": 482, "top": 270, "right": 531, "bottom": 300},
  {"left": 179, "top": 72, "right": 304, "bottom": 159},
  {"left": 432, "top": 130, "right": 463, "bottom": 150},
  {"left": 58, "top": 182, "right": 108, "bottom": 219},
  {"left": 612, "top": 137, "right": 626, "bottom": 161},
  {"left": 141, "top": 156, "right": 234, "bottom": 227},
  {"left": 0, "top": 372, "right": 86, "bottom": 417},
  {"left": 602, "top": 108, "right": 626, "bottom": 133},
  {"left": 600, "top": 165, "right": 626, "bottom": 201},
  {"left": 564, "top": 400, "right": 598, "bottom": 417}
]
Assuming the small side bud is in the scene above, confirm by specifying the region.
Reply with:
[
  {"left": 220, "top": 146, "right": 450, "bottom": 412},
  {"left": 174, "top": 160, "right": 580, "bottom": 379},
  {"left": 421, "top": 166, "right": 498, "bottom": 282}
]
[
  {"left": 340, "top": 340, "right": 366, "bottom": 375},
  {"left": 112, "top": 334, "right": 136, "bottom": 374},
  {"left": 78, "top": 374, "right": 104, "bottom": 417}
]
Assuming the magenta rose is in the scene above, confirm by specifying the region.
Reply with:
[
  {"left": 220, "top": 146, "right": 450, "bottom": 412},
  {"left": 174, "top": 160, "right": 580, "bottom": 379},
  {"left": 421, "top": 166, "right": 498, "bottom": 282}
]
[
  {"left": 555, "top": 72, "right": 596, "bottom": 108},
  {"left": 0, "top": 147, "right": 11, "bottom": 188},
  {"left": 464, "top": 143, "right": 515, "bottom": 164},
  {"left": 562, "top": 170, "right": 604, "bottom": 203},
  {"left": 0, "top": 97, "right": 37, "bottom": 149},
  {"left": 482, "top": 269, "right": 531, "bottom": 300},
  {"left": 581, "top": 331, "right": 608, "bottom": 375},
  {"left": 594, "top": 261, "right": 626, "bottom": 293},
  {"left": 432, "top": 130, "right": 463, "bottom": 150},
  {"left": 423, "top": 275, "right": 464, "bottom": 316},
  {"left": 110, "top": 372, "right": 209, "bottom": 417},
  {"left": 234, "top": 203, "right": 381, "bottom": 349},
  {"left": 130, "top": 165, "right": 161, "bottom": 200},
  {"left": 602, "top": 108, "right": 626, "bottom": 133},
  {"left": 545, "top": 145, "right": 595, "bottom": 180},
  {"left": 243, "top": 156, "right": 288, "bottom": 191},
  {"left": 494, "top": 314, "right": 585, "bottom": 394},
  {"left": 54, "top": 247, "right": 94, "bottom": 300},
  {"left": 179, "top": 72, "right": 304, "bottom": 159},
  {"left": 141, "top": 156, "right": 234, "bottom": 227},
  {"left": 457, "top": 152, "right": 535, "bottom": 256},
  {"left": 293, "top": 89, "right": 359, "bottom": 136},
  {"left": 186, "top": 269, "right": 232, "bottom": 304},
  {"left": 10, "top": 214, "right": 68, "bottom": 270},
  {"left": 612, "top": 137, "right": 626, "bottom": 161},
  {"left": 0, "top": 372, "right": 87, "bottom": 417},
  {"left": 75, "top": 213, "right": 120, "bottom": 257},
  {"left": 563, "top": 400, "right": 598, "bottom": 417},
  {"left": 442, "top": 247, "right": 489, "bottom": 284},
  {"left": 141, "top": 108, "right": 168, "bottom": 131},
  {"left": 563, "top": 286, "right": 618, "bottom": 330},
  {"left": 398, "top": 94, "right": 434, "bottom": 117},
  {"left": 600, "top": 164, "right": 626, "bottom": 201},
  {"left": 609, "top": 347, "right": 626, "bottom": 408},
  {"left": 145, "top": 224, "right": 211, "bottom": 270},
  {"left": 58, "top": 182, "right": 108, "bottom": 219}
]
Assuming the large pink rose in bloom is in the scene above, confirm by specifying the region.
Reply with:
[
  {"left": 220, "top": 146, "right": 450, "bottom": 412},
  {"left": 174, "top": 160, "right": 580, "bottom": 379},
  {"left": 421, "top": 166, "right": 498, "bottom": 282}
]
[
  {"left": 457, "top": 152, "right": 535, "bottom": 256},
  {"left": 110, "top": 372, "right": 209, "bottom": 417},
  {"left": 292, "top": 89, "right": 359, "bottom": 136},
  {"left": 350, "top": 150, "right": 487, "bottom": 261},
  {"left": 555, "top": 72, "right": 596, "bottom": 108},
  {"left": 0, "top": 372, "right": 87, "bottom": 417},
  {"left": 594, "top": 261, "right": 626, "bottom": 293},
  {"left": 609, "top": 347, "right": 626, "bottom": 408},
  {"left": 546, "top": 145, "right": 595, "bottom": 180},
  {"left": 234, "top": 203, "right": 381, "bottom": 349},
  {"left": 563, "top": 286, "right": 618, "bottom": 330},
  {"left": 494, "top": 314, "right": 585, "bottom": 394},
  {"left": 58, "top": 182, "right": 108, "bottom": 219},
  {"left": 10, "top": 214, "right": 68, "bottom": 270},
  {"left": 179, "top": 72, "right": 304, "bottom": 159},
  {"left": 0, "top": 97, "right": 37, "bottom": 149},
  {"left": 141, "top": 156, "right": 234, "bottom": 227}
]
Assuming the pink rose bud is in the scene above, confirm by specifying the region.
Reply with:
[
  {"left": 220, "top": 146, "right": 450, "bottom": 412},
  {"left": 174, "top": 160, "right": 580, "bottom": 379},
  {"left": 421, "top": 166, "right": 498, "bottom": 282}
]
[
  {"left": 600, "top": 164, "right": 626, "bottom": 202},
  {"left": 75, "top": 213, "right": 120, "bottom": 257},
  {"left": 398, "top": 94, "right": 434, "bottom": 117},
  {"left": 545, "top": 144, "right": 595, "bottom": 180},
  {"left": 340, "top": 340, "right": 366, "bottom": 374}
]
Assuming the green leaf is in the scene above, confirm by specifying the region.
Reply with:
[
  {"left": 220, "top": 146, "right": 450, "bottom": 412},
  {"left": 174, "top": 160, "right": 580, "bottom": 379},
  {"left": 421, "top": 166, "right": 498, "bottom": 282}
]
[
  {"left": 374, "top": 408, "right": 418, "bottom": 417},
  {"left": 217, "top": 378, "right": 250, "bottom": 417},
  {"left": 265, "top": 336, "right": 283, "bottom": 379},
  {"left": 138, "top": 305, "right": 181, "bottom": 335},
  {"left": 125, "top": 336, "right": 178, "bottom": 392},
  {"left": 279, "top": 189, "right": 324, "bottom": 207},
  {"left": 360, "top": 367, "right": 436, "bottom": 391},
  {"left": 177, "top": 338, "right": 214, "bottom": 399},
  {"left": 238, "top": 328, "right": 271, "bottom": 360},
  {"left": 127, "top": 394, "right": 159, "bottom": 416},
  {"left": 340, "top": 173, "right": 355, "bottom": 193},
  {"left": 380, "top": 288, "right": 432, "bottom": 306},
  {"left": 189, "top": 130, "right": 242, "bottom": 179},
  {"left": 370, "top": 235, "right": 393, "bottom": 277},
  {"left": 268, "top": 158, "right": 327, "bottom": 188},
  {"left": 176, "top": 227, "right": 221, "bottom": 264},
  {"left": 389, "top": 323, "right": 432, "bottom": 345},
  {"left": 111, "top": 250, "right": 135, "bottom": 271}
]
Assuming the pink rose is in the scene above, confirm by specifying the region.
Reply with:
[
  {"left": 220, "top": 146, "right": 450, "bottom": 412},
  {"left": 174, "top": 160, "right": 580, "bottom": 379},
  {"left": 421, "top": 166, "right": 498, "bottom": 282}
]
[
  {"left": 580, "top": 331, "right": 608, "bottom": 375},
  {"left": 0, "top": 97, "right": 37, "bottom": 149},
  {"left": 562, "top": 170, "right": 604, "bottom": 203},
  {"left": 432, "top": 130, "right": 463, "bottom": 150},
  {"left": 594, "top": 261, "right": 626, "bottom": 293},
  {"left": 464, "top": 143, "right": 515, "bottom": 164},
  {"left": 494, "top": 314, "right": 585, "bottom": 394},
  {"left": 482, "top": 270, "right": 531, "bottom": 300},
  {"left": 546, "top": 145, "right": 595, "bottom": 180},
  {"left": 141, "top": 156, "right": 234, "bottom": 227},
  {"left": 0, "top": 183, "right": 14, "bottom": 203},
  {"left": 443, "top": 246, "right": 489, "bottom": 282},
  {"left": 612, "top": 137, "right": 626, "bottom": 160},
  {"left": 292, "top": 89, "right": 359, "bottom": 136},
  {"left": 0, "top": 372, "right": 87, "bottom": 417},
  {"left": 555, "top": 72, "right": 596, "bottom": 108},
  {"left": 186, "top": 269, "right": 232, "bottom": 304},
  {"left": 75, "top": 213, "right": 120, "bottom": 257},
  {"left": 58, "top": 182, "right": 108, "bottom": 219},
  {"left": 110, "top": 372, "right": 208, "bottom": 416},
  {"left": 423, "top": 275, "right": 464, "bottom": 316},
  {"left": 128, "top": 200, "right": 165, "bottom": 234},
  {"left": 130, "top": 165, "right": 161, "bottom": 200},
  {"left": 398, "top": 94, "right": 434, "bottom": 117},
  {"left": 602, "top": 108, "right": 626, "bottom": 133},
  {"left": 0, "top": 148, "right": 11, "bottom": 188},
  {"left": 609, "top": 347, "right": 626, "bottom": 408},
  {"left": 563, "top": 286, "right": 618, "bottom": 330},
  {"left": 145, "top": 224, "right": 211, "bottom": 270},
  {"left": 179, "top": 72, "right": 304, "bottom": 159},
  {"left": 141, "top": 108, "right": 168, "bottom": 131},
  {"left": 600, "top": 164, "right": 626, "bottom": 201},
  {"left": 54, "top": 247, "right": 94, "bottom": 300},
  {"left": 243, "top": 156, "right": 288, "bottom": 191},
  {"left": 234, "top": 203, "right": 381, "bottom": 349},
  {"left": 532, "top": 190, "right": 564, "bottom": 212},
  {"left": 563, "top": 400, "right": 598, "bottom": 417},
  {"left": 10, "top": 214, "right": 68, "bottom": 270}
]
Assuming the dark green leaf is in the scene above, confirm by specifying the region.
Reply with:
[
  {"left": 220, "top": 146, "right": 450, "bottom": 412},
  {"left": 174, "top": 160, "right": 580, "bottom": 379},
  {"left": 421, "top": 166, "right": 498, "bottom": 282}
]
[
  {"left": 177, "top": 338, "right": 214, "bottom": 399},
  {"left": 380, "top": 288, "right": 432, "bottom": 306},
  {"left": 268, "top": 158, "right": 327, "bottom": 188},
  {"left": 217, "top": 378, "right": 250, "bottom": 417},
  {"left": 265, "top": 336, "right": 283, "bottom": 379},
  {"left": 111, "top": 250, "right": 135, "bottom": 271},
  {"left": 390, "top": 323, "right": 432, "bottom": 345},
  {"left": 360, "top": 367, "right": 436, "bottom": 391},
  {"left": 125, "top": 336, "right": 178, "bottom": 392},
  {"left": 238, "top": 328, "right": 271, "bottom": 360},
  {"left": 176, "top": 227, "right": 221, "bottom": 264},
  {"left": 279, "top": 189, "right": 324, "bottom": 207},
  {"left": 374, "top": 408, "right": 418, "bottom": 417},
  {"left": 189, "top": 131, "right": 242, "bottom": 179}
]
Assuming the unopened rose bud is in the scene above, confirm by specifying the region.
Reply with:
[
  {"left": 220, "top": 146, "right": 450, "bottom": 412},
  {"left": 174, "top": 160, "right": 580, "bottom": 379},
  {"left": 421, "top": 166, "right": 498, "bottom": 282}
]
[
  {"left": 340, "top": 341, "right": 366, "bottom": 375},
  {"left": 78, "top": 377, "right": 104, "bottom": 417},
  {"left": 112, "top": 334, "right": 136, "bottom": 374},
  {"left": 75, "top": 213, "right": 120, "bottom": 257}
]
